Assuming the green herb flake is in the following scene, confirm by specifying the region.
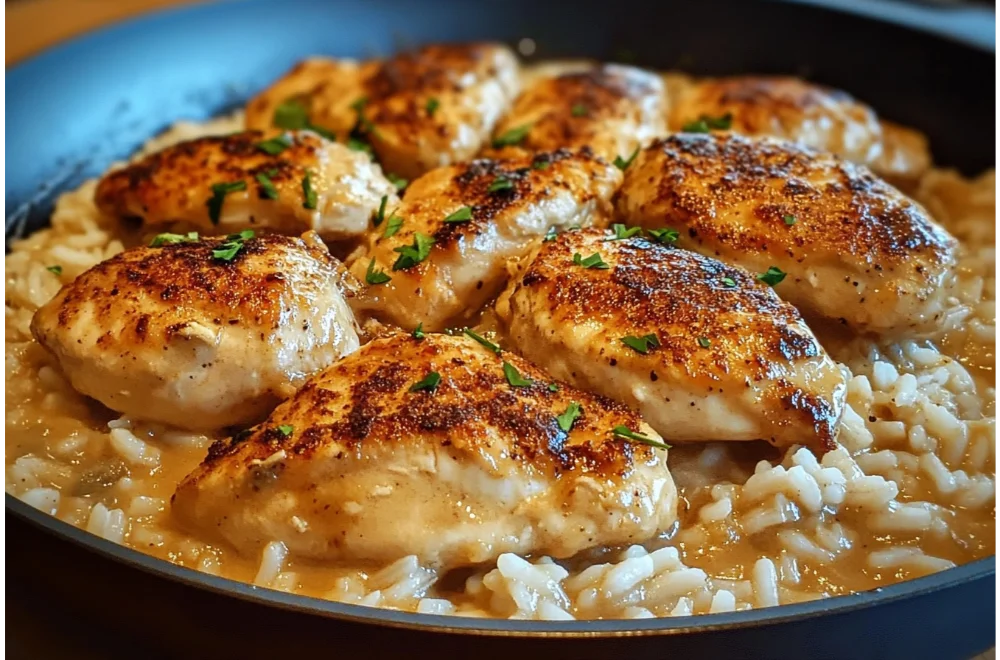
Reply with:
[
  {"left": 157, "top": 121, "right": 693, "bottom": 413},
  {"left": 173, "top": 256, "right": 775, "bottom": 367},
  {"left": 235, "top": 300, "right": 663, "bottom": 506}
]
[
  {"left": 502, "top": 361, "right": 532, "bottom": 387},
  {"left": 697, "top": 337, "right": 711, "bottom": 348},
  {"left": 388, "top": 173, "right": 408, "bottom": 191},
  {"left": 444, "top": 206, "right": 474, "bottom": 223},
  {"left": 492, "top": 124, "right": 532, "bottom": 148},
  {"left": 412, "top": 323, "right": 426, "bottom": 341},
  {"left": 556, "top": 402, "right": 582, "bottom": 432},
  {"left": 613, "top": 147, "right": 640, "bottom": 171},
  {"left": 409, "top": 371, "right": 441, "bottom": 393},
  {"left": 256, "top": 135, "right": 293, "bottom": 155},
  {"left": 149, "top": 232, "right": 199, "bottom": 247},
  {"left": 373, "top": 195, "right": 388, "bottom": 227},
  {"left": 276, "top": 424, "right": 294, "bottom": 437},
  {"left": 620, "top": 334, "right": 660, "bottom": 355},
  {"left": 647, "top": 227, "right": 680, "bottom": 244},
  {"left": 682, "top": 113, "right": 733, "bottom": 133},
  {"left": 391, "top": 232, "right": 435, "bottom": 270},
  {"left": 570, "top": 103, "right": 588, "bottom": 117},
  {"left": 425, "top": 97, "right": 440, "bottom": 117},
  {"left": 206, "top": 180, "right": 248, "bottom": 225},
  {"left": 543, "top": 226, "right": 559, "bottom": 242},
  {"left": 350, "top": 96, "right": 369, "bottom": 113},
  {"left": 365, "top": 258, "right": 391, "bottom": 286},
  {"left": 347, "top": 137, "right": 374, "bottom": 154},
  {"left": 548, "top": 383, "right": 559, "bottom": 392},
  {"left": 612, "top": 425, "right": 671, "bottom": 450},
  {"left": 531, "top": 158, "right": 551, "bottom": 170},
  {"left": 573, "top": 252, "right": 610, "bottom": 270},
  {"left": 605, "top": 223, "right": 643, "bottom": 241},
  {"left": 383, "top": 215, "right": 404, "bottom": 238},
  {"left": 721, "top": 276, "right": 737, "bottom": 287},
  {"left": 487, "top": 176, "right": 514, "bottom": 193},
  {"left": 302, "top": 172, "right": 318, "bottom": 210},
  {"left": 783, "top": 214, "right": 798, "bottom": 226},
  {"left": 273, "top": 99, "right": 309, "bottom": 130},
  {"left": 46, "top": 265, "right": 63, "bottom": 275},
  {"left": 211, "top": 230, "right": 255, "bottom": 263},
  {"left": 255, "top": 170, "right": 279, "bottom": 201},
  {"left": 757, "top": 266, "right": 787, "bottom": 287},
  {"left": 463, "top": 328, "right": 501, "bottom": 354}
]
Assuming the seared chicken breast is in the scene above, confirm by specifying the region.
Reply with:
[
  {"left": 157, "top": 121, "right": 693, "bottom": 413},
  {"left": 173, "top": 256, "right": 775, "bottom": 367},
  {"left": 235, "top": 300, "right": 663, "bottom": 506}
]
[
  {"left": 96, "top": 131, "right": 398, "bottom": 241},
  {"left": 614, "top": 133, "right": 958, "bottom": 334},
  {"left": 348, "top": 149, "right": 622, "bottom": 331},
  {"left": 667, "top": 76, "right": 931, "bottom": 184},
  {"left": 485, "top": 64, "right": 666, "bottom": 162},
  {"left": 246, "top": 43, "right": 520, "bottom": 179},
  {"left": 31, "top": 233, "right": 360, "bottom": 430},
  {"left": 172, "top": 333, "right": 677, "bottom": 569},
  {"left": 496, "top": 228, "right": 846, "bottom": 450}
]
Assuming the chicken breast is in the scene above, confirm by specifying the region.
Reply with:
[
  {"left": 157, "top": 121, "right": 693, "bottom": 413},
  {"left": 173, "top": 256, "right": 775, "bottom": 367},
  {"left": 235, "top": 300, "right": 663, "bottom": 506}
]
[
  {"left": 96, "top": 130, "right": 398, "bottom": 241},
  {"left": 31, "top": 232, "right": 360, "bottom": 430},
  {"left": 172, "top": 333, "right": 677, "bottom": 569},
  {"left": 614, "top": 133, "right": 958, "bottom": 334},
  {"left": 667, "top": 76, "right": 931, "bottom": 185},
  {"left": 484, "top": 64, "right": 666, "bottom": 162},
  {"left": 496, "top": 228, "right": 846, "bottom": 450},
  {"left": 246, "top": 43, "right": 521, "bottom": 180},
  {"left": 347, "top": 148, "right": 622, "bottom": 331}
]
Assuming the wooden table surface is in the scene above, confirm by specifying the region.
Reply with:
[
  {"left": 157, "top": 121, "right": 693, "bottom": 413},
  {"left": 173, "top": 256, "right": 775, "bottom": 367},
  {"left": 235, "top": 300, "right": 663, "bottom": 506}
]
[{"left": 4, "top": 2, "right": 995, "bottom": 658}]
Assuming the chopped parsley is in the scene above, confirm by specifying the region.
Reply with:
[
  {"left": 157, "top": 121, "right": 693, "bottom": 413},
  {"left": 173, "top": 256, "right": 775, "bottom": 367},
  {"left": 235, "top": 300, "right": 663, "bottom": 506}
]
[
  {"left": 487, "top": 176, "right": 514, "bottom": 193},
  {"left": 548, "top": 383, "right": 559, "bottom": 392},
  {"left": 273, "top": 99, "right": 309, "bottom": 130},
  {"left": 463, "top": 328, "right": 501, "bottom": 354},
  {"left": 46, "top": 265, "right": 62, "bottom": 275},
  {"left": 373, "top": 195, "right": 388, "bottom": 227},
  {"left": 383, "top": 215, "right": 404, "bottom": 238},
  {"left": 388, "top": 173, "right": 408, "bottom": 191},
  {"left": 556, "top": 402, "right": 582, "bottom": 432},
  {"left": 365, "top": 258, "right": 391, "bottom": 285},
  {"left": 783, "top": 214, "right": 798, "bottom": 226},
  {"left": 570, "top": 103, "right": 588, "bottom": 117},
  {"left": 620, "top": 334, "right": 660, "bottom": 355},
  {"left": 302, "top": 172, "right": 318, "bottom": 210},
  {"left": 721, "top": 276, "right": 736, "bottom": 287},
  {"left": 206, "top": 180, "right": 247, "bottom": 225},
  {"left": 255, "top": 169, "right": 280, "bottom": 201},
  {"left": 502, "top": 361, "right": 532, "bottom": 387},
  {"left": 648, "top": 227, "right": 680, "bottom": 244},
  {"left": 573, "top": 252, "right": 610, "bottom": 270},
  {"left": 149, "top": 231, "right": 198, "bottom": 247},
  {"left": 681, "top": 113, "right": 733, "bottom": 133},
  {"left": 392, "top": 232, "right": 435, "bottom": 270},
  {"left": 211, "top": 230, "right": 255, "bottom": 262},
  {"left": 757, "top": 266, "right": 787, "bottom": 287},
  {"left": 543, "top": 226, "right": 559, "bottom": 242},
  {"left": 257, "top": 135, "right": 293, "bottom": 155},
  {"left": 492, "top": 124, "right": 532, "bottom": 148},
  {"left": 444, "top": 206, "right": 474, "bottom": 223},
  {"left": 613, "top": 147, "right": 639, "bottom": 171},
  {"left": 697, "top": 337, "right": 711, "bottom": 348},
  {"left": 349, "top": 96, "right": 368, "bottom": 113},
  {"left": 612, "top": 425, "right": 671, "bottom": 449},
  {"left": 425, "top": 97, "right": 440, "bottom": 117},
  {"left": 412, "top": 323, "right": 426, "bottom": 340},
  {"left": 276, "top": 424, "right": 294, "bottom": 437},
  {"left": 605, "top": 223, "right": 643, "bottom": 241},
  {"left": 531, "top": 158, "right": 551, "bottom": 170},
  {"left": 409, "top": 371, "right": 441, "bottom": 393},
  {"left": 347, "top": 137, "right": 374, "bottom": 154}
]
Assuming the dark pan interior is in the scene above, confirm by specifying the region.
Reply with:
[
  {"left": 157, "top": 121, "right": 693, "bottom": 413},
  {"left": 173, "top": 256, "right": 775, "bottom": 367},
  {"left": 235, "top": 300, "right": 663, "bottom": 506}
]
[{"left": 4, "top": 0, "right": 996, "bottom": 657}]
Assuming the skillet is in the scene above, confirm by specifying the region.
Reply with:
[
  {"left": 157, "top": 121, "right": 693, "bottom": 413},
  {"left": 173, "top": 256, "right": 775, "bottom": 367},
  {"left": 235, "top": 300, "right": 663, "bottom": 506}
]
[{"left": 5, "top": 1, "right": 996, "bottom": 657}]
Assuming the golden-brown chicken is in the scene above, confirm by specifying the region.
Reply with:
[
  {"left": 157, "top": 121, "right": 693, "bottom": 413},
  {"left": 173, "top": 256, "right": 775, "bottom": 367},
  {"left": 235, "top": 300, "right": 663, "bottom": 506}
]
[
  {"left": 496, "top": 228, "right": 846, "bottom": 450},
  {"left": 667, "top": 76, "right": 931, "bottom": 185},
  {"left": 95, "top": 131, "right": 398, "bottom": 240},
  {"left": 614, "top": 133, "right": 958, "bottom": 334},
  {"left": 484, "top": 64, "right": 666, "bottom": 162},
  {"left": 246, "top": 43, "right": 520, "bottom": 180},
  {"left": 347, "top": 149, "right": 622, "bottom": 332},
  {"left": 172, "top": 333, "right": 677, "bottom": 569},
  {"left": 31, "top": 232, "right": 360, "bottom": 430}
]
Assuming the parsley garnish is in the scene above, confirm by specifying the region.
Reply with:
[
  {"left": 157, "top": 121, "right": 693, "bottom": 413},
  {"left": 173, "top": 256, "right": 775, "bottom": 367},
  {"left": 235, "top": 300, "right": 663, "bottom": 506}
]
[
  {"left": 556, "top": 402, "right": 582, "bottom": 432},
  {"left": 605, "top": 223, "right": 643, "bottom": 241},
  {"left": 409, "top": 371, "right": 441, "bottom": 393},
  {"left": 487, "top": 176, "right": 514, "bottom": 193},
  {"left": 503, "top": 361, "right": 532, "bottom": 387},
  {"left": 543, "top": 226, "right": 559, "bottom": 242},
  {"left": 612, "top": 425, "right": 671, "bottom": 449},
  {"left": 383, "top": 215, "right": 404, "bottom": 238},
  {"left": 721, "top": 276, "right": 736, "bottom": 287},
  {"left": 46, "top": 265, "right": 62, "bottom": 275},
  {"left": 573, "top": 252, "right": 610, "bottom": 269},
  {"left": 697, "top": 337, "right": 711, "bottom": 348},
  {"left": 255, "top": 169, "right": 279, "bottom": 200},
  {"left": 620, "top": 334, "right": 660, "bottom": 354},
  {"left": 347, "top": 137, "right": 374, "bottom": 154},
  {"left": 492, "top": 124, "right": 532, "bottom": 148},
  {"left": 349, "top": 97, "right": 368, "bottom": 113},
  {"left": 548, "top": 383, "right": 559, "bottom": 392},
  {"left": 571, "top": 104, "right": 588, "bottom": 117},
  {"left": 682, "top": 113, "right": 733, "bottom": 133},
  {"left": 277, "top": 424, "right": 294, "bottom": 437},
  {"left": 425, "top": 98, "right": 440, "bottom": 117},
  {"left": 613, "top": 147, "right": 639, "bottom": 171},
  {"left": 444, "top": 206, "right": 473, "bottom": 223},
  {"left": 257, "top": 135, "right": 293, "bottom": 156},
  {"left": 302, "top": 172, "right": 318, "bottom": 210},
  {"left": 392, "top": 232, "right": 435, "bottom": 270},
  {"left": 757, "top": 266, "right": 787, "bottom": 287},
  {"left": 531, "top": 158, "right": 551, "bottom": 170},
  {"left": 206, "top": 181, "right": 248, "bottom": 225},
  {"left": 149, "top": 231, "right": 198, "bottom": 247},
  {"left": 412, "top": 323, "right": 426, "bottom": 340},
  {"left": 273, "top": 99, "right": 309, "bottom": 130},
  {"left": 211, "top": 230, "right": 255, "bottom": 262},
  {"left": 463, "top": 328, "right": 501, "bottom": 354},
  {"left": 388, "top": 173, "right": 408, "bottom": 191},
  {"left": 307, "top": 124, "right": 337, "bottom": 141},
  {"left": 373, "top": 195, "right": 388, "bottom": 227},
  {"left": 784, "top": 214, "right": 798, "bottom": 226},
  {"left": 648, "top": 228, "right": 680, "bottom": 244},
  {"left": 365, "top": 258, "right": 391, "bottom": 285}
]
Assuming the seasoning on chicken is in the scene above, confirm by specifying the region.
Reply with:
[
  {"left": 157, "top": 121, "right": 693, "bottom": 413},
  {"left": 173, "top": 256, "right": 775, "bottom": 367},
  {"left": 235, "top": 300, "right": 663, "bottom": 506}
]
[
  {"left": 95, "top": 131, "right": 398, "bottom": 241},
  {"left": 614, "top": 133, "right": 958, "bottom": 334},
  {"left": 347, "top": 148, "right": 622, "bottom": 331},
  {"left": 496, "top": 228, "right": 846, "bottom": 450},
  {"left": 30, "top": 232, "right": 360, "bottom": 430},
  {"left": 172, "top": 333, "right": 677, "bottom": 569}
]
